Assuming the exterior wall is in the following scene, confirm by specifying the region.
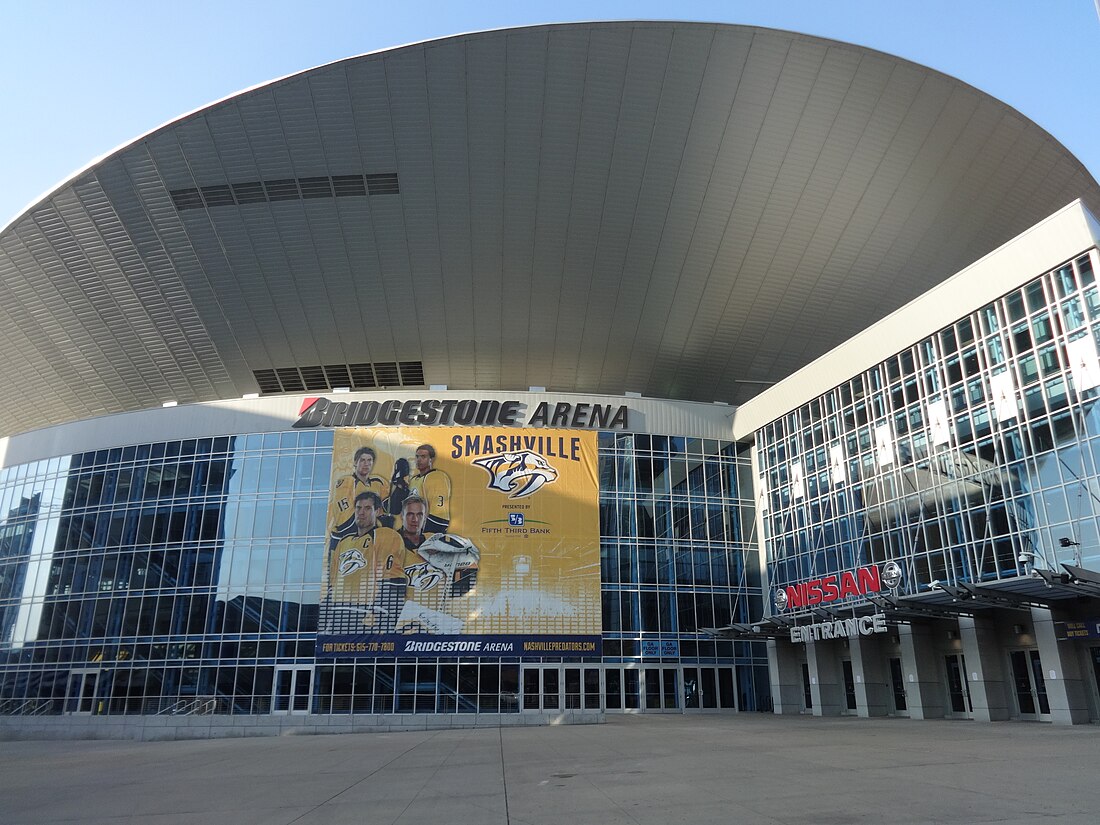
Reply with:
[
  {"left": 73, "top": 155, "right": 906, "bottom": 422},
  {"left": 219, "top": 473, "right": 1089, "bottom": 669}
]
[
  {"left": 0, "top": 710, "right": 601, "bottom": 742},
  {"left": 0, "top": 392, "right": 768, "bottom": 734},
  {"left": 739, "top": 203, "right": 1100, "bottom": 723}
]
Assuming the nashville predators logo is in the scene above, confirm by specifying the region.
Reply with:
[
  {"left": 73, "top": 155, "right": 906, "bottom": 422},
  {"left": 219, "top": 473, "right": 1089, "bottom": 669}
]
[
  {"left": 404, "top": 562, "right": 446, "bottom": 592},
  {"left": 472, "top": 451, "right": 559, "bottom": 498},
  {"left": 338, "top": 548, "right": 367, "bottom": 577}
]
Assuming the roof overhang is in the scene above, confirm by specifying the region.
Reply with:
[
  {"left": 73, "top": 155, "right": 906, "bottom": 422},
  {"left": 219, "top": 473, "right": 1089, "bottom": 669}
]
[{"left": 2, "top": 21, "right": 1098, "bottom": 440}]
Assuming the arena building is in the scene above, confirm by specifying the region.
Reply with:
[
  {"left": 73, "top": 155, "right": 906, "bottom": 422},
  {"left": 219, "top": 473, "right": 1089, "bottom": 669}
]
[{"left": 1, "top": 21, "right": 1098, "bottom": 736}]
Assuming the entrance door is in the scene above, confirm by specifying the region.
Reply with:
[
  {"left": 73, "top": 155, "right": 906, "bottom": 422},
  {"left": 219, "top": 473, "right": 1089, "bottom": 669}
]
[
  {"left": 1010, "top": 650, "right": 1051, "bottom": 720},
  {"left": 604, "top": 668, "right": 643, "bottom": 711},
  {"left": 605, "top": 668, "right": 622, "bottom": 710},
  {"left": 273, "top": 667, "right": 313, "bottom": 714},
  {"left": 682, "top": 667, "right": 722, "bottom": 711},
  {"left": 801, "top": 663, "right": 813, "bottom": 711},
  {"left": 662, "top": 668, "right": 680, "bottom": 711},
  {"left": 842, "top": 660, "right": 857, "bottom": 712},
  {"left": 542, "top": 668, "right": 560, "bottom": 709},
  {"left": 523, "top": 665, "right": 585, "bottom": 711},
  {"left": 64, "top": 669, "right": 102, "bottom": 714},
  {"left": 1091, "top": 647, "right": 1100, "bottom": 715},
  {"left": 564, "top": 667, "right": 582, "bottom": 709},
  {"left": 642, "top": 668, "right": 680, "bottom": 711},
  {"left": 944, "top": 654, "right": 972, "bottom": 717},
  {"left": 583, "top": 667, "right": 602, "bottom": 710},
  {"left": 889, "top": 657, "right": 908, "bottom": 715}
]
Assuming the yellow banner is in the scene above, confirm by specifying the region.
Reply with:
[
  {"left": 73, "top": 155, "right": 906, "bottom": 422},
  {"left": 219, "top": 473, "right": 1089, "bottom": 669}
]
[{"left": 318, "top": 427, "right": 601, "bottom": 655}]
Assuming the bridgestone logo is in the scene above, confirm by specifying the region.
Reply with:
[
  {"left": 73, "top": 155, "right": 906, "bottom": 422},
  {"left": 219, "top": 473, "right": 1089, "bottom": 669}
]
[{"left": 404, "top": 640, "right": 483, "bottom": 652}]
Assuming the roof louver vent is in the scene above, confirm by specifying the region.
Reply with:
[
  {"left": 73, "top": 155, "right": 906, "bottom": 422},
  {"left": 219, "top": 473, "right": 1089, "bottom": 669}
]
[
  {"left": 372, "top": 362, "right": 400, "bottom": 386},
  {"left": 264, "top": 179, "right": 300, "bottom": 201},
  {"left": 298, "top": 365, "right": 329, "bottom": 391},
  {"left": 299, "top": 177, "right": 334, "bottom": 199},
  {"left": 332, "top": 175, "right": 367, "bottom": 197},
  {"left": 232, "top": 181, "right": 266, "bottom": 204},
  {"left": 253, "top": 369, "right": 282, "bottom": 394},
  {"left": 323, "top": 364, "right": 352, "bottom": 387},
  {"left": 365, "top": 173, "right": 400, "bottom": 195},
  {"left": 275, "top": 368, "right": 305, "bottom": 393},
  {"left": 251, "top": 361, "right": 424, "bottom": 395},
  {"left": 399, "top": 362, "right": 424, "bottom": 385},
  {"left": 200, "top": 185, "right": 235, "bottom": 207},
  {"left": 348, "top": 363, "right": 377, "bottom": 389},
  {"left": 171, "top": 173, "right": 399, "bottom": 211}
]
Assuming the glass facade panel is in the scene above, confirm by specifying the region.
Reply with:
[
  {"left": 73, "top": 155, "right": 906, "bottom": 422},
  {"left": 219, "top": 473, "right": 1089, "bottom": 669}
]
[
  {"left": 759, "top": 251, "right": 1100, "bottom": 605},
  {"left": 0, "top": 428, "right": 766, "bottom": 715}
]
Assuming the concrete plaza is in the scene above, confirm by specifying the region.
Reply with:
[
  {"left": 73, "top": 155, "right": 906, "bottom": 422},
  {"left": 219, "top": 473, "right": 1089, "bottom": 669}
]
[{"left": 1, "top": 713, "right": 1097, "bottom": 824}]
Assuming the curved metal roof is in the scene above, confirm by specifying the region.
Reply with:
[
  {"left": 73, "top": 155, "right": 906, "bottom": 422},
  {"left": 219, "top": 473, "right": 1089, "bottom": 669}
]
[{"left": 1, "top": 21, "right": 1097, "bottom": 439}]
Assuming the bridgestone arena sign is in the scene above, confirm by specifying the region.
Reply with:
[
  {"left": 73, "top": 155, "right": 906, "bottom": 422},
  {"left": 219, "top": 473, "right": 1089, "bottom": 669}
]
[
  {"left": 789, "top": 614, "right": 889, "bottom": 643},
  {"left": 294, "top": 397, "right": 630, "bottom": 430}
]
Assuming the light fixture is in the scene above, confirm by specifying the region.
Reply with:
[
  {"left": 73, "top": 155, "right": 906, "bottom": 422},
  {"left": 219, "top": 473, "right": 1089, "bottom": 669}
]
[
  {"left": 625, "top": 391, "right": 642, "bottom": 398},
  {"left": 332, "top": 386, "right": 350, "bottom": 393},
  {"left": 241, "top": 392, "right": 259, "bottom": 399},
  {"left": 161, "top": 401, "right": 177, "bottom": 408},
  {"left": 429, "top": 384, "right": 448, "bottom": 391},
  {"left": 529, "top": 386, "right": 546, "bottom": 392}
]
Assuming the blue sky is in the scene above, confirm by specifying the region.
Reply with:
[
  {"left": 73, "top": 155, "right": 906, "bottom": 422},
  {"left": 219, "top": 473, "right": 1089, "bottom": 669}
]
[{"left": 1, "top": 0, "right": 1097, "bottom": 228}]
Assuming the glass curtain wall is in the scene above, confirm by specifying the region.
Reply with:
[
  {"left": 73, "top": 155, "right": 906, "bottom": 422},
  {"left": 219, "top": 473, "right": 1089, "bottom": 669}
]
[
  {"left": 758, "top": 251, "right": 1100, "bottom": 604},
  {"left": 0, "top": 428, "right": 767, "bottom": 714}
]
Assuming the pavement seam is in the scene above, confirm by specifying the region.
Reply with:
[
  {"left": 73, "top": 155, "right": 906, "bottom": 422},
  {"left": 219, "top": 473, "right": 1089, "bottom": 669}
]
[
  {"left": 500, "top": 725, "right": 511, "bottom": 825},
  {"left": 284, "top": 731, "right": 443, "bottom": 824},
  {"left": 390, "top": 729, "right": 498, "bottom": 825}
]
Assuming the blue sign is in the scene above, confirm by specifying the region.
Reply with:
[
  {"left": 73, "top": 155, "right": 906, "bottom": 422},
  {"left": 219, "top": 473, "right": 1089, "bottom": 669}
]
[
  {"left": 317, "top": 634, "right": 601, "bottom": 659},
  {"left": 641, "top": 640, "right": 680, "bottom": 657},
  {"left": 509, "top": 512, "right": 525, "bottom": 526},
  {"left": 1054, "top": 620, "right": 1100, "bottom": 640}
]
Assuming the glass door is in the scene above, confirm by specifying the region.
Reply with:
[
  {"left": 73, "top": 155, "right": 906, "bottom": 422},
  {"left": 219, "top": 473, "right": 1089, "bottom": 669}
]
[
  {"left": 684, "top": 667, "right": 699, "bottom": 709},
  {"left": 605, "top": 668, "right": 622, "bottom": 710},
  {"left": 1010, "top": 650, "right": 1051, "bottom": 720},
  {"left": 542, "top": 668, "right": 560, "bottom": 710},
  {"left": 944, "top": 654, "right": 972, "bottom": 718},
  {"left": 564, "top": 667, "right": 582, "bottom": 709},
  {"left": 663, "top": 668, "right": 680, "bottom": 711},
  {"left": 677, "top": 668, "right": 730, "bottom": 712},
  {"left": 842, "top": 660, "right": 857, "bottom": 712},
  {"left": 1091, "top": 647, "right": 1100, "bottom": 713},
  {"left": 64, "top": 669, "right": 102, "bottom": 715},
  {"left": 889, "top": 657, "right": 908, "bottom": 714},
  {"left": 583, "top": 668, "right": 602, "bottom": 710},
  {"left": 521, "top": 666, "right": 568, "bottom": 711},
  {"left": 594, "top": 666, "right": 646, "bottom": 713},
  {"left": 273, "top": 666, "right": 313, "bottom": 714},
  {"left": 642, "top": 668, "right": 680, "bottom": 711}
]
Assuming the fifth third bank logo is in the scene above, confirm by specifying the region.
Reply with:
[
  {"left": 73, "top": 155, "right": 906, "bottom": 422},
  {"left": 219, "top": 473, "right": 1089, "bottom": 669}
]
[{"left": 473, "top": 451, "right": 559, "bottom": 499}]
